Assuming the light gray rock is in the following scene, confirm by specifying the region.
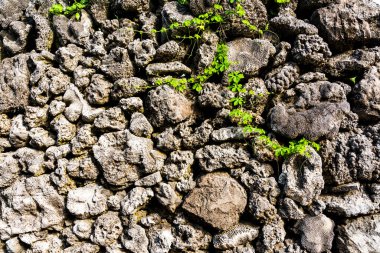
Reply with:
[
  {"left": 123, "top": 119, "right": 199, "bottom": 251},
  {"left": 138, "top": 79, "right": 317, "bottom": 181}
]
[
  {"left": 90, "top": 212, "right": 122, "bottom": 246},
  {"left": 29, "top": 13, "right": 53, "bottom": 51},
  {"left": 146, "top": 85, "right": 194, "bottom": 127},
  {"left": 227, "top": 38, "right": 276, "bottom": 77},
  {"left": 115, "top": 0, "right": 150, "bottom": 13},
  {"left": 248, "top": 193, "right": 278, "bottom": 222},
  {"left": 135, "top": 172, "right": 163, "bottom": 187},
  {"left": 25, "top": 105, "right": 49, "bottom": 128},
  {"left": 0, "top": 54, "right": 30, "bottom": 113},
  {"left": 279, "top": 148, "right": 324, "bottom": 206},
  {"left": 128, "top": 39, "right": 156, "bottom": 68},
  {"left": 336, "top": 214, "right": 380, "bottom": 253},
  {"left": 279, "top": 198, "right": 305, "bottom": 220},
  {"left": 14, "top": 147, "right": 45, "bottom": 176},
  {"left": 67, "top": 155, "right": 99, "bottom": 181},
  {"left": 0, "top": 114, "right": 11, "bottom": 136},
  {"left": 294, "top": 214, "right": 334, "bottom": 253},
  {"left": 70, "top": 124, "right": 98, "bottom": 156},
  {"left": 100, "top": 47, "right": 134, "bottom": 81},
  {"left": 73, "top": 66, "right": 96, "bottom": 91},
  {"left": 9, "top": 115, "right": 29, "bottom": 148},
  {"left": 56, "top": 44, "right": 84, "bottom": 73},
  {"left": 213, "top": 224, "right": 260, "bottom": 250},
  {"left": 29, "top": 127, "right": 56, "bottom": 149},
  {"left": 257, "top": 218, "right": 286, "bottom": 252},
  {"left": 197, "top": 82, "right": 234, "bottom": 109},
  {"left": 211, "top": 127, "right": 245, "bottom": 142},
  {"left": 182, "top": 172, "right": 247, "bottom": 231},
  {"left": 147, "top": 222, "right": 175, "bottom": 253},
  {"left": 51, "top": 114, "right": 77, "bottom": 145},
  {"left": 0, "top": 0, "right": 29, "bottom": 28},
  {"left": 352, "top": 64, "right": 380, "bottom": 121},
  {"left": 155, "top": 127, "right": 182, "bottom": 152},
  {"left": 0, "top": 175, "right": 64, "bottom": 239},
  {"left": 155, "top": 40, "right": 187, "bottom": 62},
  {"left": 129, "top": 112, "right": 154, "bottom": 137},
  {"left": 111, "top": 77, "right": 149, "bottom": 101},
  {"left": 146, "top": 61, "right": 192, "bottom": 76},
  {"left": 121, "top": 187, "right": 154, "bottom": 215},
  {"left": 94, "top": 107, "right": 127, "bottom": 132},
  {"left": 67, "top": 184, "right": 112, "bottom": 218},
  {"left": 121, "top": 223, "right": 149, "bottom": 253},
  {"left": 0, "top": 152, "right": 20, "bottom": 188},
  {"left": 195, "top": 144, "right": 250, "bottom": 172},
  {"left": 63, "top": 243, "right": 100, "bottom": 253},
  {"left": 154, "top": 182, "right": 182, "bottom": 212},
  {"left": 86, "top": 74, "right": 113, "bottom": 106},
  {"left": 73, "top": 219, "right": 94, "bottom": 240},
  {"left": 2, "top": 21, "right": 31, "bottom": 55},
  {"left": 163, "top": 150, "right": 194, "bottom": 181},
  {"left": 120, "top": 97, "right": 144, "bottom": 114}
]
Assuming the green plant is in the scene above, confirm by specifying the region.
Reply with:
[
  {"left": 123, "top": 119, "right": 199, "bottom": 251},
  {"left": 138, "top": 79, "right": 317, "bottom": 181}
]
[
  {"left": 177, "top": 0, "right": 189, "bottom": 5},
  {"left": 349, "top": 76, "right": 357, "bottom": 84},
  {"left": 49, "top": 0, "right": 89, "bottom": 20},
  {"left": 274, "top": 0, "right": 291, "bottom": 4}
]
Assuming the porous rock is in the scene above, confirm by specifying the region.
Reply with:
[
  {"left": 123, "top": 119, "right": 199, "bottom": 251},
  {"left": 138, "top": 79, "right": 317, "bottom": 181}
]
[{"left": 182, "top": 173, "right": 247, "bottom": 231}]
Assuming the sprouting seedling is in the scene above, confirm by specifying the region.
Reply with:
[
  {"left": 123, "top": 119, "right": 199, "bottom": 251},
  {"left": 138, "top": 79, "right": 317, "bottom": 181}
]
[
  {"left": 275, "top": 0, "right": 291, "bottom": 4},
  {"left": 349, "top": 76, "right": 357, "bottom": 84}
]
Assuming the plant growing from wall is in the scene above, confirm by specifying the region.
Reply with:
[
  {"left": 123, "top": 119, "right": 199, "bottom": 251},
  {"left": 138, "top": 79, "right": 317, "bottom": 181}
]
[{"left": 49, "top": 0, "right": 89, "bottom": 20}]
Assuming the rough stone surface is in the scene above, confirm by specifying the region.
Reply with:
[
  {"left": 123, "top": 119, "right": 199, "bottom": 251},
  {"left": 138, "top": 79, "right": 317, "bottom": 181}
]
[{"left": 182, "top": 173, "right": 247, "bottom": 231}]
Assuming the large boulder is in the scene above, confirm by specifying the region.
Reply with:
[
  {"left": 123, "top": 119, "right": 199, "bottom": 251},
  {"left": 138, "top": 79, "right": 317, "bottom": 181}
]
[{"left": 182, "top": 172, "right": 247, "bottom": 231}]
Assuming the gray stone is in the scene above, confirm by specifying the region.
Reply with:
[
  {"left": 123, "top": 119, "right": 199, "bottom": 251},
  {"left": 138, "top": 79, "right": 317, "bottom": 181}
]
[
  {"left": 294, "top": 215, "right": 334, "bottom": 253},
  {"left": 67, "top": 184, "right": 111, "bottom": 218},
  {"left": 120, "top": 97, "right": 144, "bottom": 114},
  {"left": 248, "top": 193, "right": 278, "bottom": 222},
  {"left": 100, "top": 47, "right": 134, "bottom": 81},
  {"left": 146, "top": 85, "right": 194, "bottom": 127},
  {"left": 182, "top": 173, "right": 247, "bottom": 231},
  {"left": 135, "top": 172, "right": 163, "bottom": 187},
  {"left": 270, "top": 15, "right": 318, "bottom": 38},
  {"left": 320, "top": 188, "right": 380, "bottom": 217},
  {"left": 227, "top": 38, "right": 276, "bottom": 77},
  {"left": 14, "top": 147, "right": 45, "bottom": 176},
  {"left": 0, "top": 152, "right": 20, "bottom": 188},
  {"left": 73, "top": 220, "right": 93, "bottom": 240},
  {"left": 211, "top": 127, "right": 245, "bottom": 142},
  {"left": 24, "top": 105, "right": 49, "bottom": 129},
  {"left": 86, "top": 74, "right": 113, "bottom": 105},
  {"left": 29, "top": 127, "right": 56, "bottom": 149},
  {"left": 257, "top": 218, "right": 286, "bottom": 252},
  {"left": 163, "top": 150, "right": 194, "bottom": 181},
  {"left": 121, "top": 187, "right": 154, "bottom": 215},
  {"left": 213, "top": 224, "right": 260, "bottom": 250},
  {"left": 2, "top": 21, "right": 31, "bottom": 55},
  {"left": 0, "top": 114, "right": 11, "bottom": 136},
  {"left": 129, "top": 112, "right": 154, "bottom": 137},
  {"left": 70, "top": 124, "right": 98, "bottom": 156},
  {"left": 51, "top": 114, "right": 77, "bottom": 145},
  {"left": 311, "top": 1, "right": 380, "bottom": 52},
  {"left": 147, "top": 223, "right": 175, "bottom": 253},
  {"left": 279, "top": 148, "right": 324, "bottom": 206},
  {"left": 155, "top": 40, "right": 187, "bottom": 62},
  {"left": 197, "top": 82, "right": 234, "bottom": 109},
  {"left": 90, "top": 212, "right": 122, "bottom": 246},
  {"left": 0, "top": 0, "right": 29, "bottom": 28},
  {"left": 128, "top": 39, "right": 156, "bottom": 68},
  {"left": 29, "top": 14, "right": 53, "bottom": 51},
  {"left": 115, "top": 0, "right": 150, "bottom": 13},
  {"left": 292, "top": 34, "right": 332, "bottom": 66},
  {"left": 155, "top": 127, "right": 181, "bottom": 152},
  {"left": 154, "top": 182, "right": 182, "bottom": 212},
  {"left": 146, "top": 61, "right": 192, "bottom": 76},
  {"left": 111, "top": 77, "right": 149, "bottom": 100},
  {"left": 335, "top": 214, "right": 380, "bottom": 253},
  {"left": 195, "top": 144, "right": 250, "bottom": 172},
  {"left": 56, "top": 44, "right": 84, "bottom": 73},
  {"left": 66, "top": 156, "right": 99, "bottom": 181},
  {"left": 265, "top": 63, "right": 300, "bottom": 94},
  {"left": 0, "top": 54, "right": 30, "bottom": 113},
  {"left": 269, "top": 102, "right": 350, "bottom": 141},
  {"left": 74, "top": 66, "right": 96, "bottom": 91},
  {"left": 352, "top": 64, "right": 380, "bottom": 121},
  {"left": 0, "top": 175, "right": 64, "bottom": 239},
  {"left": 94, "top": 107, "right": 127, "bottom": 132},
  {"left": 121, "top": 223, "right": 149, "bottom": 253}
]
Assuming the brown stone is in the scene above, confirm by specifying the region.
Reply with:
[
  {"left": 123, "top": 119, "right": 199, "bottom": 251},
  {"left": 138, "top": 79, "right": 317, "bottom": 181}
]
[{"left": 182, "top": 172, "right": 247, "bottom": 231}]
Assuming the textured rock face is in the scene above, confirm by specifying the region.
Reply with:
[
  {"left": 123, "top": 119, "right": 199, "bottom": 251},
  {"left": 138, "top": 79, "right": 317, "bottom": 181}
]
[
  {"left": 146, "top": 85, "right": 194, "bottom": 127},
  {"left": 0, "top": 54, "right": 30, "bottom": 113},
  {"left": 336, "top": 214, "right": 380, "bottom": 253},
  {"left": 1, "top": 0, "right": 380, "bottom": 252},
  {"left": 227, "top": 38, "right": 276, "bottom": 77},
  {"left": 311, "top": 1, "right": 380, "bottom": 52},
  {"left": 182, "top": 173, "right": 247, "bottom": 231}
]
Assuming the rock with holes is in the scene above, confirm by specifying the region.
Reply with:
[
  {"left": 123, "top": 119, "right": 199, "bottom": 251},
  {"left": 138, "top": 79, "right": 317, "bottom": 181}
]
[
  {"left": 292, "top": 34, "right": 332, "bottom": 66},
  {"left": 279, "top": 148, "right": 324, "bottom": 206},
  {"left": 270, "top": 15, "right": 318, "bottom": 38},
  {"left": 294, "top": 214, "right": 334, "bottom": 253},
  {"left": 182, "top": 172, "right": 247, "bottom": 231},
  {"left": 121, "top": 187, "right": 154, "bottom": 215},
  {"left": 213, "top": 224, "right": 260, "bottom": 250},
  {"left": 90, "top": 212, "right": 122, "bottom": 247},
  {"left": 227, "top": 38, "right": 276, "bottom": 77},
  {"left": 146, "top": 85, "right": 194, "bottom": 127},
  {"left": 1, "top": 21, "right": 31, "bottom": 55},
  {"left": 265, "top": 63, "right": 300, "bottom": 94},
  {"left": 67, "top": 184, "right": 111, "bottom": 219}
]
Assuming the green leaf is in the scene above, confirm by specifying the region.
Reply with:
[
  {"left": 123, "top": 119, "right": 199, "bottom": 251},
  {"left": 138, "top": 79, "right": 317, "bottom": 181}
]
[
  {"left": 75, "top": 12, "right": 80, "bottom": 20},
  {"left": 49, "top": 4, "right": 63, "bottom": 15}
]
